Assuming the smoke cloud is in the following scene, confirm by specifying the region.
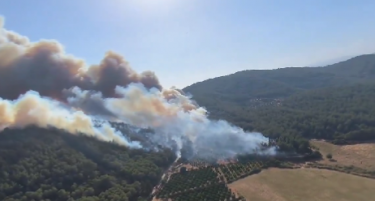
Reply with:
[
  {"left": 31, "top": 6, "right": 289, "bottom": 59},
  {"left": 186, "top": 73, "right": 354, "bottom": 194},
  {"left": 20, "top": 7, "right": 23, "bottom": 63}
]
[
  {"left": 0, "top": 91, "right": 141, "bottom": 148},
  {"left": 0, "top": 16, "right": 274, "bottom": 160},
  {"left": 0, "top": 16, "right": 161, "bottom": 100}
]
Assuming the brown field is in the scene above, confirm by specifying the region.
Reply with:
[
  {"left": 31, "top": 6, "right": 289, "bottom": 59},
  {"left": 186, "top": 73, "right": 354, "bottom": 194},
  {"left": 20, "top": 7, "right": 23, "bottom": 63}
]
[
  {"left": 310, "top": 140, "right": 375, "bottom": 171},
  {"left": 229, "top": 168, "right": 375, "bottom": 201}
]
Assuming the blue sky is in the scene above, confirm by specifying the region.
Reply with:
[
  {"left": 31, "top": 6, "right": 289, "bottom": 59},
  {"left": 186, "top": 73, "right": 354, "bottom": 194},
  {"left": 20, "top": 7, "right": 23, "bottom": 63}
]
[{"left": 2, "top": 0, "right": 375, "bottom": 88}]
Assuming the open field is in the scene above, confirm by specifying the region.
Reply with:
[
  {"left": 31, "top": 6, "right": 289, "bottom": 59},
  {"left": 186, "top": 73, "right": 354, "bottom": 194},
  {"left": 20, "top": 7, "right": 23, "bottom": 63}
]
[
  {"left": 310, "top": 140, "right": 375, "bottom": 171},
  {"left": 152, "top": 142, "right": 375, "bottom": 201},
  {"left": 229, "top": 168, "right": 375, "bottom": 201}
]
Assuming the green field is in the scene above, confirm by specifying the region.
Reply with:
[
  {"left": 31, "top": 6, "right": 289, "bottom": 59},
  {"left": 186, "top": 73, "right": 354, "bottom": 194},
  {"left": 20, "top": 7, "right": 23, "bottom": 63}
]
[{"left": 229, "top": 168, "right": 375, "bottom": 201}]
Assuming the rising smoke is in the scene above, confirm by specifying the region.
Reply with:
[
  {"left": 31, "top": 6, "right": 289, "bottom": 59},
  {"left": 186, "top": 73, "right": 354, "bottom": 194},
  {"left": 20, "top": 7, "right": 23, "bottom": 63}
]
[{"left": 0, "top": 16, "right": 275, "bottom": 159}]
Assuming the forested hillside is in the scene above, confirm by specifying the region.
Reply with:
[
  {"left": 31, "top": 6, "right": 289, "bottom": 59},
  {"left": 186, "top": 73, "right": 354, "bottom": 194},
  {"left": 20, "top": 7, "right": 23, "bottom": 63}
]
[
  {"left": 0, "top": 127, "right": 176, "bottom": 201},
  {"left": 184, "top": 54, "right": 375, "bottom": 104},
  {"left": 184, "top": 54, "right": 375, "bottom": 151}
]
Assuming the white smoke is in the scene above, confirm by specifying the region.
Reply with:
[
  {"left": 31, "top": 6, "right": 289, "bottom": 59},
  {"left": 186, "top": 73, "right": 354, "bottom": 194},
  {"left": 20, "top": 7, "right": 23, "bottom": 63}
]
[
  {"left": 67, "top": 83, "right": 275, "bottom": 158},
  {"left": 0, "top": 90, "right": 142, "bottom": 148}
]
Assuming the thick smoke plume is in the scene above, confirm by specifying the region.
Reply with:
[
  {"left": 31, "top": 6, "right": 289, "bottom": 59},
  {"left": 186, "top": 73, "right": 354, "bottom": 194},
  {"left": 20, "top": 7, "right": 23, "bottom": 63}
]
[
  {"left": 0, "top": 16, "right": 274, "bottom": 159},
  {"left": 0, "top": 17, "right": 161, "bottom": 100},
  {"left": 0, "top": 91, "right": 141, "bottom": 148}
]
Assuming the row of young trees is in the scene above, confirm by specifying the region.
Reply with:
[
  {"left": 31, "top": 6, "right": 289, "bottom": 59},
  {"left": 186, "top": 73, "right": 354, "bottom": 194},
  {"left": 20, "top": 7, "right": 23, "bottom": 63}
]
[
  {"left": 188, "top": 159, "right": 211, "bottom": 168},
  {"left": 156, "top": 165, "right": 247, "bottom": 201},
  {"left": 217, "top": 162, "right": 263, "bottom": 183},
  {"left": 156, "top": 159, "right": 291, "bottom": 200},
  {"left": 156, "top": 167, "right": 219, "bottom": 198},
  {"left": 169, "top": 183, "right": 244, "bottom": 201},
  {"left": 0, "top": 126, "right": 176, "bottom": 201}
]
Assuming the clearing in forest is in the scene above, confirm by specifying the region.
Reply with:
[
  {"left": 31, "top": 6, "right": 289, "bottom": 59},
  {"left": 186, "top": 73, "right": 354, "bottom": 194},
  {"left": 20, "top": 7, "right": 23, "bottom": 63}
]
[
  {"left": 229, "top": 168, "right": 375, "bottom": 201},
  {"left": 310, "top": 140, "right": 375, "bottom": 171}
]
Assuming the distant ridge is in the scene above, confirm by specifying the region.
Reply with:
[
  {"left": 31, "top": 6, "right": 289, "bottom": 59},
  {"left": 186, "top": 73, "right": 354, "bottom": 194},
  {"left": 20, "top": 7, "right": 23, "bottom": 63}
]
[{"left": 183, "top": 54, "right": 375, "bottom": 100}]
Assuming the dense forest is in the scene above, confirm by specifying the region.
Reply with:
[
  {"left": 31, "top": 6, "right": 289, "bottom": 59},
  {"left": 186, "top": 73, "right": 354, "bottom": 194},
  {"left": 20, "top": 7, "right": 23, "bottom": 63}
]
[
  {"left": 0, "top": 126, "right": 176, "bottom": 201},
  {"left": 184, "top": 54, "right": 375, "bottom": 152}
]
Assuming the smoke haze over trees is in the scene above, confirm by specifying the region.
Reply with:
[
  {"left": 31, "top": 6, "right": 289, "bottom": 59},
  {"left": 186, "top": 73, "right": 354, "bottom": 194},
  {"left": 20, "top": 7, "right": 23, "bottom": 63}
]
[{"left": 184, "top": 54, "right": 375, "bottom": 150}]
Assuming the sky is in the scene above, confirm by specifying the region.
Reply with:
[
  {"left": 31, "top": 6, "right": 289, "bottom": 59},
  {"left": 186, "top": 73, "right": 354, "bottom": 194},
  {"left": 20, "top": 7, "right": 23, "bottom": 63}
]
[{"left": 1, "top": 0, "right": 375, "bottom": 89}]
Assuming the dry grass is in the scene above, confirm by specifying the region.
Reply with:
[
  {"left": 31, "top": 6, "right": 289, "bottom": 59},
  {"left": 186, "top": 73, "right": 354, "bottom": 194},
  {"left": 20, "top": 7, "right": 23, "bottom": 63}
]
[
  {"left": 230, "top": 168, "right": 375, "bottom": 201},
  {"left": 310, "top": 140, "right": 375, "bottom": 171}
]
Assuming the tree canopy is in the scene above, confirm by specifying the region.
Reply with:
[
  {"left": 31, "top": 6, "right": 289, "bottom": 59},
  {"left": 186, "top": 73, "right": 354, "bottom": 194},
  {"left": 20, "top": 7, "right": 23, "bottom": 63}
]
[{"left": 0, "top": 126, "right": 176, "bottom": 201}]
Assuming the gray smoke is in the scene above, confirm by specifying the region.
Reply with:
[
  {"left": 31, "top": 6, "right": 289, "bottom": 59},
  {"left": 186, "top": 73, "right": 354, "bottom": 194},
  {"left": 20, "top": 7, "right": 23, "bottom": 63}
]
[{"left": 0, "top": 17, "right": 161, "bottom": 101}]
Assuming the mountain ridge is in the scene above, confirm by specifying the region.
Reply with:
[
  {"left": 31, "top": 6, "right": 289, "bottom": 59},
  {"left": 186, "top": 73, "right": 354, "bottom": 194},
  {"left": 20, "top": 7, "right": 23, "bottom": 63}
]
[{"left": 183, "top": 54, "right": 375, "bottom": 102}]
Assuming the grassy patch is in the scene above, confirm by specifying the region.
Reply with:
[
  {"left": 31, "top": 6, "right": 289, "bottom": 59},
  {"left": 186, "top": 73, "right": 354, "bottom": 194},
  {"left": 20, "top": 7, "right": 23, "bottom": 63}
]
[
  {"left": 230, "top": 168, "right": 375, "bottom": 201},
  {"left": 310, "top": 140, "right": 375, "bottom": 171}
]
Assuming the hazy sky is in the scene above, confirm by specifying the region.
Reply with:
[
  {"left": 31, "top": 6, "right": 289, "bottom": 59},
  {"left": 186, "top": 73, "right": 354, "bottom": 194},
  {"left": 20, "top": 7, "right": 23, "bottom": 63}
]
[{"left": 2, "top": 0, "right": 375, "bottom": 88}]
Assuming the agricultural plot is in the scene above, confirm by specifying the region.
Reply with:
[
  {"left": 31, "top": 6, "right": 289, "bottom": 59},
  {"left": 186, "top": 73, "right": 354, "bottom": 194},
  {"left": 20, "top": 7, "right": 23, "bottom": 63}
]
[
  {"left": 189, "top": 159, "right": 211, "bottom": 168},
  {"left": 217, "top": 161, "right": 264, "bottom": 183},
  {"left": 156, "top": 167, "right": 220, "bottom": 199},
  {"left": 154, "top": 161, "right": 266, "bottom": 200},
  {"left": 168, "top": 183, "right": 244, "bottom": 201}
]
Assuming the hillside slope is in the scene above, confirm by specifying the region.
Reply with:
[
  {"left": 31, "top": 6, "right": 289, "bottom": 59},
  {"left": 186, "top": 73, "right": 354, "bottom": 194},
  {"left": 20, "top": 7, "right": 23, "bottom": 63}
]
[
  {"left": 184, "top": 54, "right": 375, "bottom": 105},
  {"left": 0, "top": 127, "right": 176, "bottom": 201},
  {"left": 183, "top": 54, "right": 375, "bottom": 147}
]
